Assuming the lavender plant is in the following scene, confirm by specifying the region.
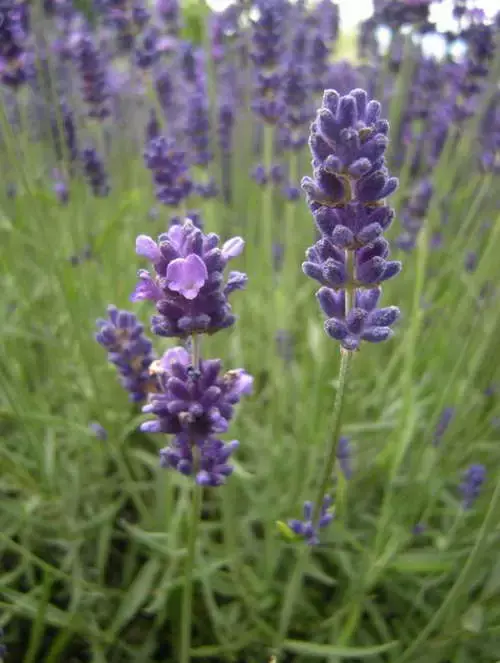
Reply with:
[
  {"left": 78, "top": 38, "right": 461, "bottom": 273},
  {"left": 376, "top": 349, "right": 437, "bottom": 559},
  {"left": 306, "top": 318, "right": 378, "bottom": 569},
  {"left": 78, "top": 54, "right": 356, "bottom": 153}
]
[{"left": 276, "top": 87, "right": 401, "bottom": 651}]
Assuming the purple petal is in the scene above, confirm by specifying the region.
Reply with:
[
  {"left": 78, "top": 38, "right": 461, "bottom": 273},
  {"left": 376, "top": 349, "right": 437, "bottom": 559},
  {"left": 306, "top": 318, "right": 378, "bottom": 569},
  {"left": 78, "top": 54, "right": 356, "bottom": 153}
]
[
  {"left": 136, "top": 235, "right": 161, "bottom": 262},
  {"left": 130, "top": 272, "right": 163, "bottom": 302},
  {"left": 222, "top": 236, "right": 245, "bottom": 259},
  {"left": 316, "top": 287, "right": 345, "bottom": 318},
  {"left": 158, "top": 347, "right": 190, "bottom": 373},
  {"left": 231, "top": 370, "right": 254, "bottom": 395},
  {"left": 167, "top": 224, "right": 184, "bottom": 248},
  {"left": 361, "top": 327, "right": 393, "bottom": 343},
  {"left": 166, "top": 254, "right": 208, "bottom": 300},
  {"left": 324, "top": 318, "right": 349, "bottom": 340},
  {"left": 140, "top": 420, "right": 163, "bottom": 433}
]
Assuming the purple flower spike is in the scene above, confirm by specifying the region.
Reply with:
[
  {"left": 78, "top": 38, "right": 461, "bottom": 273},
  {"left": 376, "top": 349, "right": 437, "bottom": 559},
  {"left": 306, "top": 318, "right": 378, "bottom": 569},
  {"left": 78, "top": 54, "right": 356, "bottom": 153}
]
[
  {"left": 95, "top": 305, "right": 157, "bottom": 403},
  {"left": 166, "top": 254, "right": 208, "bottom": 300},
  {"left": 459, "top": 464, "right": 485, "bottom": 510},
  {"left": 250, "top": 0, "right": 286, "bottom": 125},
  {"left": 82, "top": 147, "right": 110, "bottom": 197},
  {"left": 144, "top": 135, "right": 192, "bottom": 207},
  {"left": 288, "top": 495, "right": 334, "bottom": 545},
  {"left": 0, "top": 1, "right": 32, "bottom": 88},
  {"left": 396, "top": 178, "right": 433, "bottom": 252},
  {"left": 302, "top": 89, "right": 401, "bottom": 351},
  {"left": 336, "top": 436, "right": 352, "bottom": 479},
  {"left": 432, "top": 407, "right": 455, "bottom": 447},
  {"left": 72, "top": 32, "right": 110, "bottom": 120}
]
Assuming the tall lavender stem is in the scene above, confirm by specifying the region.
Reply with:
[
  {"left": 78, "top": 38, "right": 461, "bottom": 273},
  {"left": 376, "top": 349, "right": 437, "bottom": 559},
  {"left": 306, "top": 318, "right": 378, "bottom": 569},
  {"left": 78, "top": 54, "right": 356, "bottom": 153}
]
[
  {"left": 277, "top": 86, "right": 400, "bottom": 651},
  {"left": 262, "top": 123, "right": 275, "bottom": 281},
  {"left": 275, "top": 349, "right": 352, "bottom": 649},
  {"left": 180, "top": 481, "right": 202, "bottom": 663},
  {"left": 180, "top": 332, "right": 203, "bottom": 663}
]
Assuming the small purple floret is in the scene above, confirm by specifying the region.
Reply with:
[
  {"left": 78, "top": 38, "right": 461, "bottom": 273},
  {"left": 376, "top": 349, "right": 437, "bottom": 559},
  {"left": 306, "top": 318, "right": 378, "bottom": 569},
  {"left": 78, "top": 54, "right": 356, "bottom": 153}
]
[{"left": 288, "top": 496, "right": 334, "bottom": 545}]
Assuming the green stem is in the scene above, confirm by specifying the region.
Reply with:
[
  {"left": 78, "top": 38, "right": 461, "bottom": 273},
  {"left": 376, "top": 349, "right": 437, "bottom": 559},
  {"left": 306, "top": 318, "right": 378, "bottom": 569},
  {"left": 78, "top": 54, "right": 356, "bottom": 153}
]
[
  {"left": 374, "top": 225, "right": 428, "bottom": 554},
  {"left": 312, "top": 350, "right": 352, "bottom": 521},
  {"left": 283, "top": 151, "right": 299, "bottom": 296},
  {"left": 179, "top": 334, "right": 203, "bottom": 663},
  {"left": 191, "top": 334, "right": 201, "bottom": 368},
  {"left": 275, "top": 348, "right": 352, "bottom": 649},
  {"left": 334, "top": 227, "right": 428, "bottom": 652},
  {"left": 438, "top": 508, "right": 466, "bottom": 553},
  {"left": 179, "top": 480, "right": 203, "bottom": 663},
  {"left": 262, "top": 123, "right": 275, "bottom": 280}
]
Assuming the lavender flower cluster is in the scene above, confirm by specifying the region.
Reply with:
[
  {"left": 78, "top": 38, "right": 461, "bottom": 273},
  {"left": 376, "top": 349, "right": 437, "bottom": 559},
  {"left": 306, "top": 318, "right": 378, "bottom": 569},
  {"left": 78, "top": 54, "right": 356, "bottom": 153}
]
[
  {"left": 460, "top": 464, "right": 485, "bottom": 510},
  {"left": 95, "top": 305, "right": 157, "bottom": 403},
  {"left": 96, "top": 210, "right": 251, "bottom": 487},
  {"left": 131, "top": 221, "right": 247, "bottom": 337},
  {"left": 302, "top": 88, "right": 401, "bottom": 351},
  {"left": 72, "top": 31, "right": 111, "bottom": 120},
  {"left": 250, "top": 0, "right": 287, "bottom": 124},
  {"left": 288, "top": 496, "right": 334, "bottom": 546},
  {"left": 0, "top": 0, "right": 31, "bottom": 87},
  {"left": 143, "top": 135, "right": 193, "bottom": 207},
  {"left": 142, "top": 347, "right": 252, "bottom": 486}
]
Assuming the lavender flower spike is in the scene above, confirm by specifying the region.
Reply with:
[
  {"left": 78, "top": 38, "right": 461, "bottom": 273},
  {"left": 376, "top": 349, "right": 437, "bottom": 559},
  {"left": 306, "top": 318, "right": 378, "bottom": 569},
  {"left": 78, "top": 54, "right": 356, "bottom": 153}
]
[
  {"left": 250, "top": 0, "right": 286, "bottom": 124},
  {"left": 82, "top": 146, "right": 110, "bottom": 197},
  {"left": 95, "top": 305, "right": 157, "bottom": 403},
  {"left": 144, "top": 135, "right": 192, "bottom": 207},
  {"left": 302, "top": 89, "right": 401, "bottom": 351},
  {"left": 0, "top": 626, "right": 6, "bottom": 658},
  {"left": 131, "top": 219, "right": 247, "bottom": 338},
  {"left": 288, "top": 496, "right": 334, "bottom": 545},
  {"left": 142, "top": 346, "right": 253, "bottom": 486},
  {"left": 460, "top": 464, "right": 485, "bottom": 510},
  {"left": 336, "top": 436, "right": 352, "bottom": 479},
  {"left": 72, "top": 31, "right": 110, "bottom": 120},
  {"left": 432, "top": 407, "right": 455, "bottom": 447},
  {"left": 0, "top": 1, "right": 31, "bottom": 88}
]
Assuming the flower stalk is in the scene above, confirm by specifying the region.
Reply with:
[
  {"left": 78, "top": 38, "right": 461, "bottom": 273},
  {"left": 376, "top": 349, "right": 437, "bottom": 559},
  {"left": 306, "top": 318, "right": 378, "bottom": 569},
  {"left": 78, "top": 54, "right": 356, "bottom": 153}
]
[
  {"left": 275, "top": 348, "right": 352, "bottom": 651},
  {"left": 180, "top": 449, "right": 203, "bottom": 663}
]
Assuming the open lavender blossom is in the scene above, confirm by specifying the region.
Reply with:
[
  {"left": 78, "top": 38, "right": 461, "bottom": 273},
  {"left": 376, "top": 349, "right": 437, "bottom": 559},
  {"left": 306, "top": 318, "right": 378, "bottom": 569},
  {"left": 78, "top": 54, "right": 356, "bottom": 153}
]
[
  {"left": 141, "top": 346, "right": 253, "bottom": 486},
  {"left": 131, "top": 219, "right": 247, "bottom": 337},
  {"left": 95, "top": 305, "right": 157, "bottom": 403},
  {"left": 288, "top": 496, "right": 334, "bottom": 545},
  {"left": 302, "top": 89, "right": 401, "bottom": 351}
]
